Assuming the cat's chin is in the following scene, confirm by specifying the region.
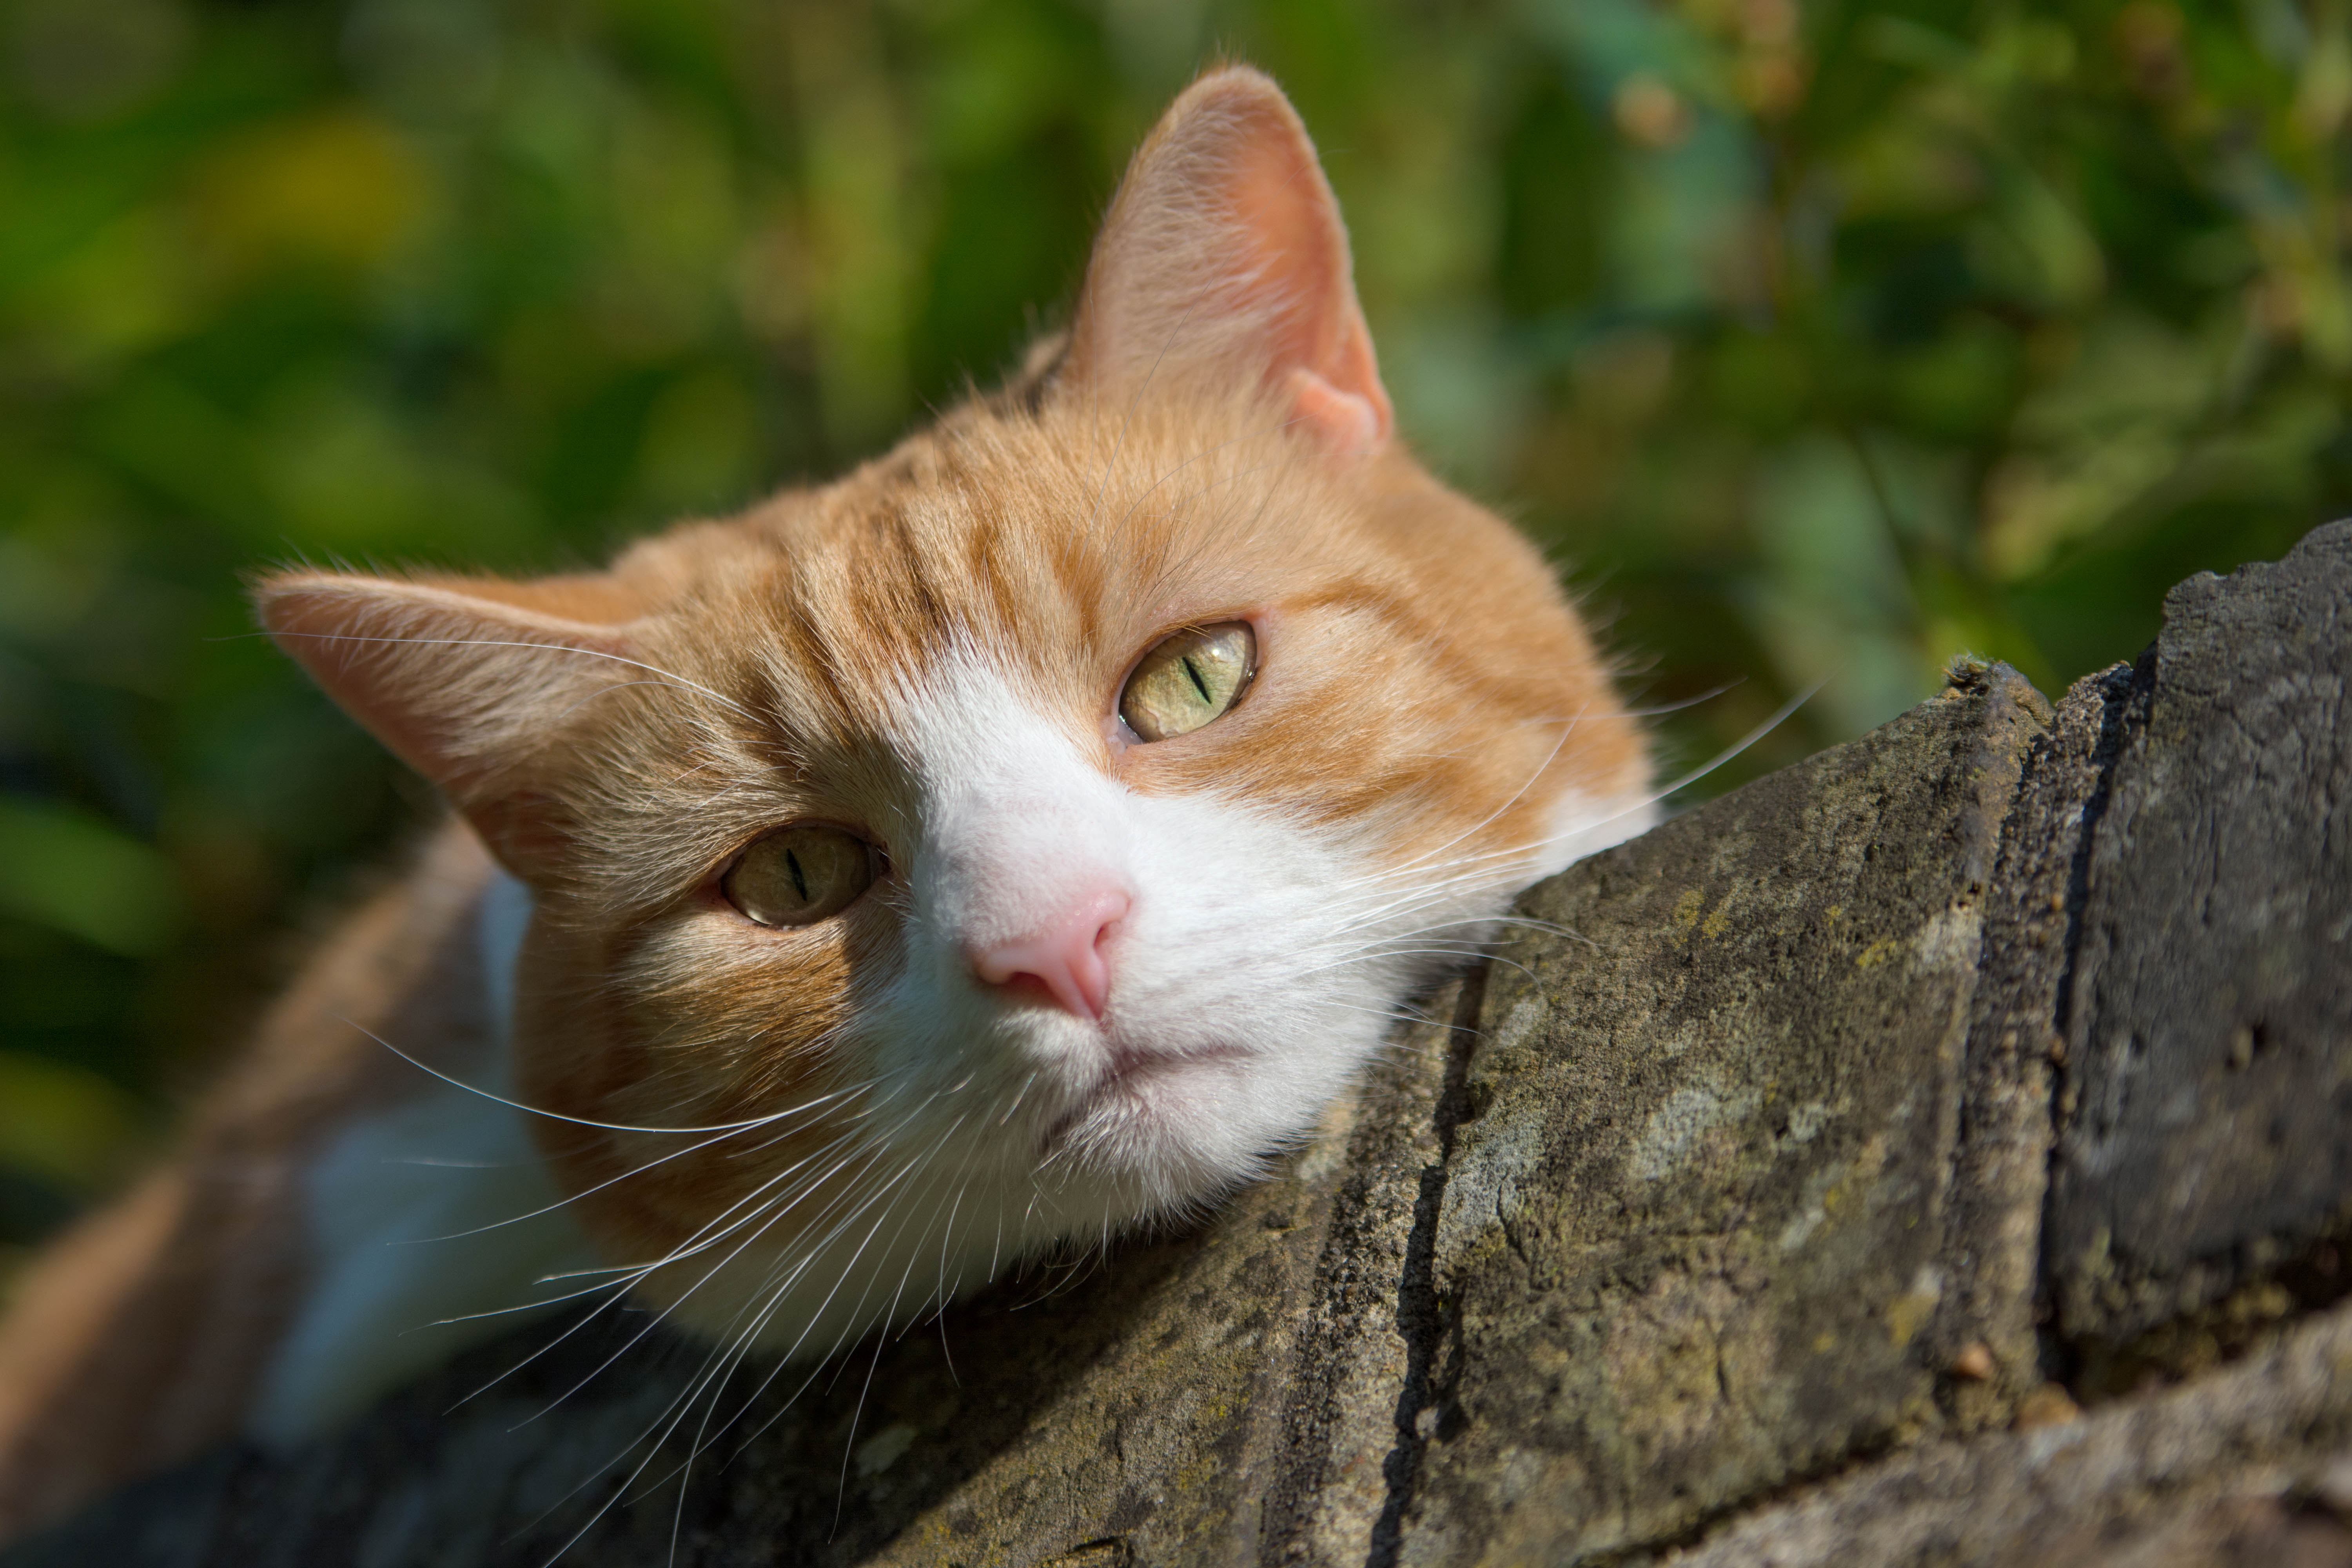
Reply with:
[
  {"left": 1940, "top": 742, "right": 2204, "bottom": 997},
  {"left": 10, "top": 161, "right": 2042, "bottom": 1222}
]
[
  {"left": 1023, "top": 1037, "right": 1298, "bottom": 1215},
  {"left": 1036, "top": 1040, "right": 1254, "bottom": 1158}
]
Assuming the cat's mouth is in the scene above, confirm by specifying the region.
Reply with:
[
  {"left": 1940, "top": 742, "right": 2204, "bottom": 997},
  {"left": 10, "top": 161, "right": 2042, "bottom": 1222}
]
[{"left": 1034, "top": 1042, "right": 1251, "bottom": 1154}]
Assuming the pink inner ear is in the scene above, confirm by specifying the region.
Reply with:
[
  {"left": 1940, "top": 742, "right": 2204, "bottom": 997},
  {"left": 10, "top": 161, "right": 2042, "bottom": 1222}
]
[
  {"left": 1223, "top": 107, "right": 1394, "bottom": 456},
  {"left": 1286, "top": 366, "right": 1386, "bottom": 457}
]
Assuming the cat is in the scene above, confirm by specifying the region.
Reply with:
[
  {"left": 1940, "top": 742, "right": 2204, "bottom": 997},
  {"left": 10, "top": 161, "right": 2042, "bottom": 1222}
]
[{"left": 0, "top": 64, "right": 1650, "bottom": 1541}]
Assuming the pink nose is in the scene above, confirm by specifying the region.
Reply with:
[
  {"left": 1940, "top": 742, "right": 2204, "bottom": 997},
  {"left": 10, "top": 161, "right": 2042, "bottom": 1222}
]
[{"left": 970, "top": 889, "right": 1130, "bottom": 1021}]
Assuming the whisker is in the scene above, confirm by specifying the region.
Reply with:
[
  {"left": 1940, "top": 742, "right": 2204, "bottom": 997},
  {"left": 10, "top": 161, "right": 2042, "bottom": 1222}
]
[
  {"left": 340, "top": 1016, "right": 865, "bottom": 1135},
  {"left": 1648, "top": 676, "right": 1829, "bottom": 806},
  {"left": 396, "top": 1083, "right": 875, "bottom": 1246}
]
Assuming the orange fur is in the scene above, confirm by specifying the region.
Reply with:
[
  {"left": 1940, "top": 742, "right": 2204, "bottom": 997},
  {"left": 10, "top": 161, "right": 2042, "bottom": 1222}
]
[{"left": 0, "top": 65, "right": 1646, "bottom": 1538}]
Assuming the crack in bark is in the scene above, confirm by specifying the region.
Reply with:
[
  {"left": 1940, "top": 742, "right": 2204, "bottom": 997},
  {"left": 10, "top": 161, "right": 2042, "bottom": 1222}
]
[
  {"left": 1363, "top": 967, "right": 1486, "bottom": 1568},
  {"left": 2048, "top": 659, "right": 2148, "bottom": 1078}
]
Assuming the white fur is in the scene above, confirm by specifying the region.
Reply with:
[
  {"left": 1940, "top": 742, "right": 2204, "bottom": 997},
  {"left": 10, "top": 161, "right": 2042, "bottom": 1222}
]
[
  {"left": 246, "top": 871, "right": 600, "bottom": 1446},
  {"left": 1539, "top": 783, "right": 1659, "bottom": 877}
]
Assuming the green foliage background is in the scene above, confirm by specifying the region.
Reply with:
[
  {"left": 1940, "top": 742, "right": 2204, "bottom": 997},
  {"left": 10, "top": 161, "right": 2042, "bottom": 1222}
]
[{"left": 0, "top": 0, "right": 2341, "bottom": 1263}]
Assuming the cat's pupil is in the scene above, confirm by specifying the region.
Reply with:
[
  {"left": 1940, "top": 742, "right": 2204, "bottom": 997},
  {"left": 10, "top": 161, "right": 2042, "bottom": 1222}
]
[
  {"left": 1120, "top": 622, "right": 1255, "bottom": 742},
  {"left": 722, "top": 824, "right": 876, "bottom": 928}
]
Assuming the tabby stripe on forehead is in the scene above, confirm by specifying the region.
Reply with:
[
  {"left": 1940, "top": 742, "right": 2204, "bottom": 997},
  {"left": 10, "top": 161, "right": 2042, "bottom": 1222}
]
[
  {"left": 881, "top": 509, "right": 955, "bottom": 650},
  {"left": 1042, "top": 530, "right": 1108, "bottom": 652},
  {"left": 958, "top": 506, "right": 1036, "bottom": 649},
  {"left": 768, "top": 596, "right": 860, "bottom": 742}
]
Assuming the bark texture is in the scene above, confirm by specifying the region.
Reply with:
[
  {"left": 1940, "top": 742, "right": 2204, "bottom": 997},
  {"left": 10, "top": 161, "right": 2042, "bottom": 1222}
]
[{"left": 8, "top": 521, "right": 2348, "bottom": 1567}]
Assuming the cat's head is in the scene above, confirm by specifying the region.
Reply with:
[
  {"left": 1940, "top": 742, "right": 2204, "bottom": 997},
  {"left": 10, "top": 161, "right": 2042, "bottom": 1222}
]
[{"left": 258, "top": 68, "right": 1649, "bottom": 1355}]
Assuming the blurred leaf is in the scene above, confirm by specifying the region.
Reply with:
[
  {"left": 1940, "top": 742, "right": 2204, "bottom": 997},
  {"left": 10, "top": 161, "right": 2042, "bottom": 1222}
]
[
  {"left": 0, "top": 1048, "right": 146, "bottom": 1195},
  {"left": 0, "top": 796, "right": 184, "bottom": 956},
  {"left": 1968, "top": 162, "right": 2106, "bottom": 311},
  {"left": 189, "top": 109, "right": 432, "bottom": 278},
  {"left": 1748, "top": 436, "right": 1934, "bottom": 735},
  {"left": 1984, "top": 311, "right": 2221, "bottom": 578}
]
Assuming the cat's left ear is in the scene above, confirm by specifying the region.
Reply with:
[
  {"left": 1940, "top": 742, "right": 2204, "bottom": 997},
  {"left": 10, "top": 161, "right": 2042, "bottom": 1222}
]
[
  {"left": 255, "top": 570, "right": 644, "bottom": 880},
  {"left": 1063, "top": 65, "right": 1393, "bottom": 459}
]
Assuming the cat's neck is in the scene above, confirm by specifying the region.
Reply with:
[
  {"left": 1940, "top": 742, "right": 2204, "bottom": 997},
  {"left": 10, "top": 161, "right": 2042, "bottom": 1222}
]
[{"left": 245, "top": 865, "right": 599, "bottom": 1446}]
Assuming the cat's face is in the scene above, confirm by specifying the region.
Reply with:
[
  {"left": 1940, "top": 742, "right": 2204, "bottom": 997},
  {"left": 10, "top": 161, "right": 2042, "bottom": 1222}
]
[{"left": 260, "top": 68, "right": 1648, "bottom": 1357}]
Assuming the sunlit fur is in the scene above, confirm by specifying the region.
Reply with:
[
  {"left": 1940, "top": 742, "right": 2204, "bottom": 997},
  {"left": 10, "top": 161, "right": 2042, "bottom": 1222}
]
[
  {"left": 0, "top": 65, "right": 1648, "bottom": 1539},
  {"left": 465, "top": 376, "right": 1653, "bottom": 1362}
]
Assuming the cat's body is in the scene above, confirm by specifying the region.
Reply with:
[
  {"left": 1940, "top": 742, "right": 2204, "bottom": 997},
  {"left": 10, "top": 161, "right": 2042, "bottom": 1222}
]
[{"left": 0, "top": 67, "right": 1648, "bottom": 1540}]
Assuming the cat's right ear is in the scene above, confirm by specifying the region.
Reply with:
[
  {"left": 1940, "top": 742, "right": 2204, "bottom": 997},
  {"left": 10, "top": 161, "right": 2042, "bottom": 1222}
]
[
  {"left": 254, "top": 571, "right": 637, "bottom": 880},
  {"left": 1063, "top": 65, "right": 1393, "bottom": 458}
]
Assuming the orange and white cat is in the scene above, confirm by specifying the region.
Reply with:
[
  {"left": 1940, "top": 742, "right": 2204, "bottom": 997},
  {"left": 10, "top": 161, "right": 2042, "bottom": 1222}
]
[{"left": 0, "top": 66, "right": 1648, "bottom": 1539}]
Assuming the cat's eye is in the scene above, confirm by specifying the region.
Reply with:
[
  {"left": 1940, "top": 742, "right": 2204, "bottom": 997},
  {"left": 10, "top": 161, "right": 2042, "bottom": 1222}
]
[
  {"left": 722, "top": 824, "right": 880, "bottom": 928},
  {"left": 1119, "top": 622, "right": 1256, "bottom": 742}
]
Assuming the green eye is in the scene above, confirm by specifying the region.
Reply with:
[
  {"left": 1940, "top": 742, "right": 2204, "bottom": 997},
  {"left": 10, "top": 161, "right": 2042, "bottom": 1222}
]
[
  {"left": 1119, "top": 622, "right": 1256, "bottom": 742},
  {"left": 722, "top": 824, "right": 879, "bottom": 927}
]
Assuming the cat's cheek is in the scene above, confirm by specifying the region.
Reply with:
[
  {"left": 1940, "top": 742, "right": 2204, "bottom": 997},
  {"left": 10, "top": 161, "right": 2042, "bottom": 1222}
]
[{"left": 586, "top": 902, "right": 885, "bottom": 1072}]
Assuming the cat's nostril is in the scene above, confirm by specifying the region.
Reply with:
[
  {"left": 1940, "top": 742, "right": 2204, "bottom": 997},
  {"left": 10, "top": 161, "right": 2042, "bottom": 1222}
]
[{"left": 970, "top": 889, "right": 1130, "bottom": 1022}]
